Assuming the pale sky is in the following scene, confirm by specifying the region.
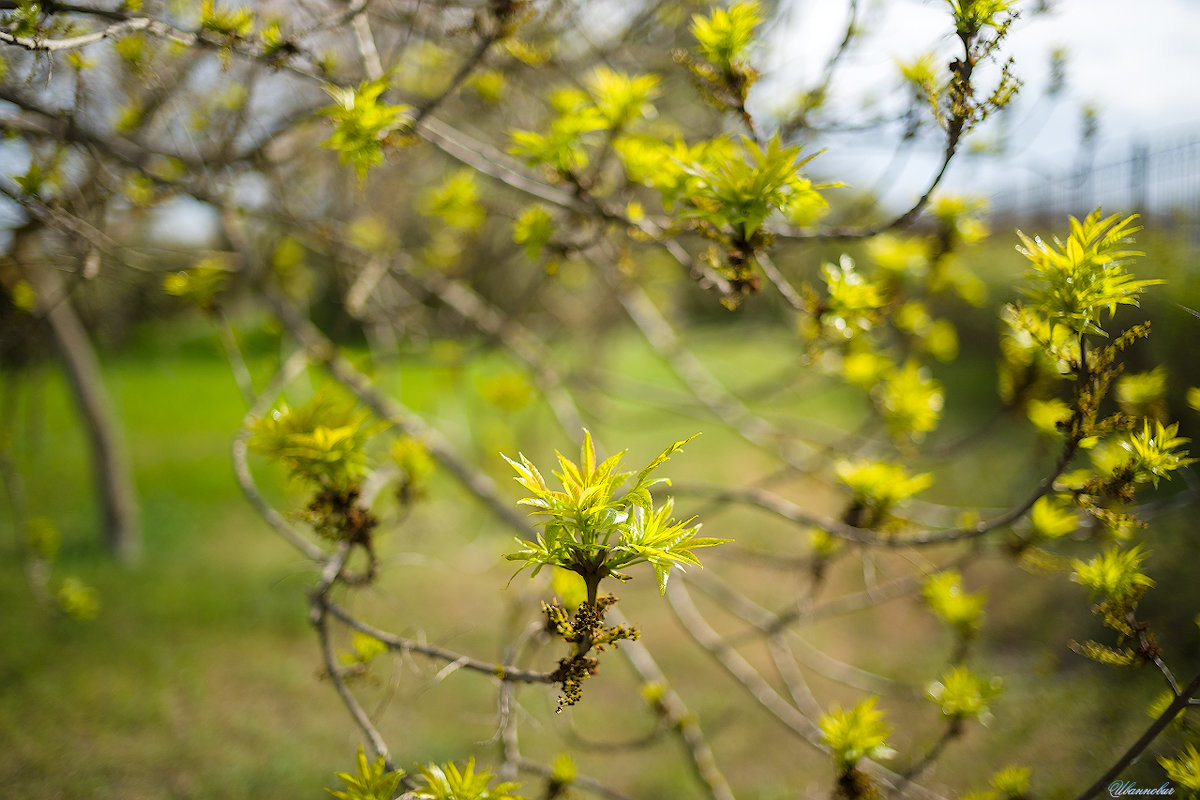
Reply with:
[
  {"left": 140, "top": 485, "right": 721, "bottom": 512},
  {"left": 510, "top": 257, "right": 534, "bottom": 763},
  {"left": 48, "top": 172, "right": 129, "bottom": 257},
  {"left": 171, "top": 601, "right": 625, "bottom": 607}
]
[{"left": 759, "top": 0, "right": 1200, "bottom": 206}]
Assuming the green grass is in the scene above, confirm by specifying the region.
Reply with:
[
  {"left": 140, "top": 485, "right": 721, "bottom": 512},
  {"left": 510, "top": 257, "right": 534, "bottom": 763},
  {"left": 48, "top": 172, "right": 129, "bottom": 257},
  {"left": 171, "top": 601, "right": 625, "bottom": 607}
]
[
  {"left": 2, "top": 294, "right": 1197, "bottom": 799},
  {"left": 1, "top": 342, "right": 360, "bottom": 798}
]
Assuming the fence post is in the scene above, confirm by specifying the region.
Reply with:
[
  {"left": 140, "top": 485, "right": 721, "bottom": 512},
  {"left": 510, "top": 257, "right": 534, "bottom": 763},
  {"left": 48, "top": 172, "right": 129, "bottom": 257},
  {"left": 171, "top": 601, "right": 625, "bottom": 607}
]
[{"left": 1130, "top": 140, "right": 1149, "bottom": 215}]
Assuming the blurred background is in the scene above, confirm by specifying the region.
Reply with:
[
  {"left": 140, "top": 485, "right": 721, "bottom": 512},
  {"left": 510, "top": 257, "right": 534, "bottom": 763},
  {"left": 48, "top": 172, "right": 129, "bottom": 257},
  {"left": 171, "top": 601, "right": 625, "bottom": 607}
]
[{"left": 1, "top": 1, "right": 1199, "bottom": 798}]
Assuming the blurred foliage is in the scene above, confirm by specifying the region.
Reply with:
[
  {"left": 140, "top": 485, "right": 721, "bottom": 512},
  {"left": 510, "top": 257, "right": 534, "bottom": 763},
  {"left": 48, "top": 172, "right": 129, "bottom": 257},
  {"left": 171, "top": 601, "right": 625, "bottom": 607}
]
[
  {"left": 818, "top": 696, "right": 895, "bottom": 772},
  {"left": 1, "top": 0, "right": 1198, "bottom": 798}
]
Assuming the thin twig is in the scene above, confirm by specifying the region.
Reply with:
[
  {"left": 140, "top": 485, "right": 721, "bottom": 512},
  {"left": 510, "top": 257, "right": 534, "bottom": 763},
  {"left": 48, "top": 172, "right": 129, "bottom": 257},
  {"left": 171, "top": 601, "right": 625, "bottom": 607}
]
[
  {"left": 231, "top": 350, "right": 325, "bottom": 562},
  {"left": 1072, "top": 669, "right": 1200, "bottom": 800},
  {"left": 215, "top": 308, "right": 256, "bottom": 408},
  {"left": 351, "top": 8, "right": 384, "bottom": 81},
  {"left": 755, "top": 252, "right": 805, "bottom": 311},
  {"left": 324, "top": 599, "right": 555, "bottom": 685},
  {"left": 310, "top": 545, "right": 402, "bottom": 775},
  {"left": 675, "top": 434, "right": 1079, "bottom": 548},
  {"left": 260, "top": 285, "right": 534, "bottom": 536},
  {"left": 686, "top": 570, "right": 901, "bottom": 694},
  {"left": 603, "top": 606, "right": 737, "bottom": 800},
  {"left": 666, "top": 581, "right": 947, "bottom": 800},
  {"left": 389, "top": 263, "right": 587, "bottom": 438},
  {"left": 0, "top": 16, "right": 152, "bottom": 51}
]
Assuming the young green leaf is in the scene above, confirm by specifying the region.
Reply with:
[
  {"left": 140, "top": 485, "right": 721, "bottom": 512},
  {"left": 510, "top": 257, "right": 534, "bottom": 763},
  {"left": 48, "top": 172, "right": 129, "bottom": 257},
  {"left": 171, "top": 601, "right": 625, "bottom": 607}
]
[
  {"left": 690, "top": 1, "right": 763, "bottom": 73},
  {"left": 818, "top": 696, "right": 896, "bottom": 770},
  {"left": 503, "top": 431, "right": 721, "bottom": 594},
  {"left": 1071, "top": 545, "right": 1155, "bottom": 605},
  {"left": 1018, "top": 210, "right": 1161, "bottom": 337},
  {"left": 412, "top": 757, "right": 526, "bottom": 800},
  {"left": 326, "top": 746, "right": 404, "bottom": 800},
  {"left": 321, "top": 76, "right": 411, "bottom": 180}
]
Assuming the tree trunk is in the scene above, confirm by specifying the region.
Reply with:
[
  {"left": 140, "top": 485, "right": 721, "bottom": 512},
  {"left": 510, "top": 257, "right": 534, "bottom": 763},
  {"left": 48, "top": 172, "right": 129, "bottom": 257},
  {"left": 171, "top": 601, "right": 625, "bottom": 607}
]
[{"left": 40, "top": 283, "right": 141, "bottom": 564}]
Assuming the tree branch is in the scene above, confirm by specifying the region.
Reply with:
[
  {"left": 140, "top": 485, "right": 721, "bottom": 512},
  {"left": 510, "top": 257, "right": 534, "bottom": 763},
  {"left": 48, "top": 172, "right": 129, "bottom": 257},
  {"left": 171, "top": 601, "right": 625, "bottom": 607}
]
[
  {"left": 1072, "top": 668, "right": 1200, "bottom": 800},
  {"left": 0, "top": 16, "right": 152, "bottom": 51},
  {"left": 324, "top": 599, "right": 555, "bottom": 685}
]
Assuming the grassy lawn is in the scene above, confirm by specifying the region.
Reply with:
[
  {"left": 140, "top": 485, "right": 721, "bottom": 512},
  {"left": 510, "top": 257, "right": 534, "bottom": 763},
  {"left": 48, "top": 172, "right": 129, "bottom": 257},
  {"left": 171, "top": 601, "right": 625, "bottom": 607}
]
[
  {"left": 1, "top": 288, "right": 1197, "bottom": 798},
  {"left": 0, "top": 339, "right": 359, "bottom": 798}
]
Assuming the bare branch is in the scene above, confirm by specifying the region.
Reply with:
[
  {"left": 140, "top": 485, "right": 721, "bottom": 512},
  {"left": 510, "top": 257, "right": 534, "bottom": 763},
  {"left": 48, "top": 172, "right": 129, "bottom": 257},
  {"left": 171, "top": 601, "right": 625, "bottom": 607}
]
[
  {"left": 351, "top": 6, "right": 385, "bottom": 81},
  {"left": 675, "top": 434, "right": 1079, "bottom": 548},
  {"left": 390, "top": 264, "right": 588, "bottom": 438},
  {"left": 1073, "top": 668, "right": 1200, "bottom": 800},
  {"left": 324, "top": 600, "right": 554, "bottom": 685},
  {"left": 231, "top": 351, "right": 326, "bottom": 562},
  {"left": 666, "top": 581, "right": 947, "bottom": 800},
  {"left": 606, "top": 607, "right": 737, "bottom": 800},
  {"left": 260, "top": 285, "right": 535, "bottom": 537},
  {"left": 310, "top": 545, "right": 402, "bottom": 775},
  {"left": 0, "top": 16, "right": 152, "bottom": 52},
  {"left": 755, "top": 252, "right": 805, "bottom": 311}
]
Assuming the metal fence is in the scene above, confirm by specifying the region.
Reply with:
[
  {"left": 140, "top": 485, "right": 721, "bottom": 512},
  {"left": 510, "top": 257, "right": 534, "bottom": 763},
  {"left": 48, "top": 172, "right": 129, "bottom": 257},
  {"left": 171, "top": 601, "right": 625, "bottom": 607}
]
[{"left": 988, "top": 134, "right": 1200, "bottom": 244}]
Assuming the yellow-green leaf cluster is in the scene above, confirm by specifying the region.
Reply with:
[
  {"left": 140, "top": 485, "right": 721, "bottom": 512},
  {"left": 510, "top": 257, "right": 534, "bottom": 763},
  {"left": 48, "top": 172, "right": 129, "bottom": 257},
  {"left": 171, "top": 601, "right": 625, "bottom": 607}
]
[
  {"left": 504, "top": 431, "right": 727, "bottom": 595},
  {"left": 1116, "top": 367, "right": 1167, "bottom": 418},
  {"left": 56, "top": 576, "right": 100, "bottom": 621},
  {"left": 249, "top": 396, "right": 379, "bottom": 491},
  {"left": 841, "top": 349, "right": 893, "bottom": 391},
  {"left": 1160, "top": 743, "right": 1200, "bottom": 791},
  {"left": 895, "top": 301, "right": 959, "bottom": 361},
  {"left": 897, "top": 52, "right": 940, "bottom": 99},
  {"left": 114, "top": 32, "right": 151, "bottom": 73},
  {"left": 990, "top": 766, "right": 1033, "bottom": 798},
  {"left": 391, "top": 436, "right": 433, "bottom": 505},
  {"left": 418, "top": 169, "right": 486, "bottom": 231},
  {"left": 820, "top": 256, "right": 887, "bottom": 338},
  {"left": 926, "top": 665, "right": 1001, "bottom": 722},
  {"left": 258, "top": 19, "right": 284, "bottom": 50},
  {"left": 509, "top": 108, "right": 604, "bottom": 174},
  {"left": 835, "top": 459, "right": 933, "bottom": 520},
  {"left": 339, "top": 632, "right": 388, "bottom": 668},
  {"left": 615, "top": 135, "right": 734, "bottom": 209},
  {"left": 321, "top": 77, "right": 412, "bottom": 180},
  {"left": 932, "top": 196, "right": 990, "bottom": 247},
  {"left": 867, "top": 234, "right": 931, "bottom": 277},
  {"left": 1027, "top": 495, "right": 1077, "bottom": 540},
  {"left": 946, "top": 0, "right": 1016, "bottom": 35},
  {"left": 9, "top": 279, "right": 36, "bottom": 312},
  {"left": 999, "top": 303, "right": 1081, "bottom": 399},
  {"left": 1120, "top": 419, "right": 1194, "bottom": 487},
  {"left": 877, "top": 359, "right": 944, "bottom": 439},
  {"left": 549, "top": 753, "right": 575, "bottom": 788},
  {"left": 1026, "top": 398, "right": 1072, "bottom": 437},
  {"left": 327, "top": 746, "right": 405, "bottom": 800},
  {"left": 468, "top": 70, "right": 506, "bottom": 104},
  {"left": 922, "top": 570, "right": 985, "bottom": 636},
  {"left": 818, "top": 696, "right": 895, "bottom": 770},
  {"left": 199, "top": 0, "right": 253, "bottom": 38},
  {"left": 162, "top": 256, "right": 231, "bottom": 311},
  {"left": 1017, "top": 211, "right": 1160, "bottom": 337},
  {"left": 586, "top": 66, "right": 660, "bottom": 129},
  {"left": 690, "top": 1, "right": 762, "bottom": 73},
  {"left": 513, "top": 206, "right": 554, "bottom": 259},
  {"left": 678, "top": 134, "right": 823, "bottom": 242},
  {"left": 412, "top": 758, "right": 526, "bottom": 800},
  {"left": 1071, "top": 545, "right": 1154, "bottom": 605}
]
